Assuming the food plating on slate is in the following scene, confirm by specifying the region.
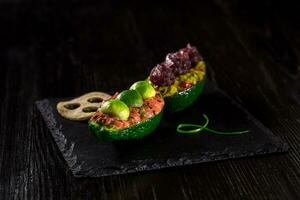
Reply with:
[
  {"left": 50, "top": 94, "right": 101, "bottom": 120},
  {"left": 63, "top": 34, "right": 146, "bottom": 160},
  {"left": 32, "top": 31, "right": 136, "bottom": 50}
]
[{"left": 57, "top": 44, "right": 249, "bottom": 141}]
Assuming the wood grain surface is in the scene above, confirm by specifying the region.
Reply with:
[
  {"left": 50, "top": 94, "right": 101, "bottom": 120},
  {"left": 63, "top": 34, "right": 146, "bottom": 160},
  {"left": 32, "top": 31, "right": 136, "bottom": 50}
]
[{"left": 1, "top": 0, "right": 300, "bottom": 199}]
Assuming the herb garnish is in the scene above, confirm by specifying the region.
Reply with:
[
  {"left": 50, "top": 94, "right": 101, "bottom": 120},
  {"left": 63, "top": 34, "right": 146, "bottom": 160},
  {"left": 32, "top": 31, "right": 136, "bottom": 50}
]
[{"left": 177, "top": 114, "right": 250, "bottom": 135}]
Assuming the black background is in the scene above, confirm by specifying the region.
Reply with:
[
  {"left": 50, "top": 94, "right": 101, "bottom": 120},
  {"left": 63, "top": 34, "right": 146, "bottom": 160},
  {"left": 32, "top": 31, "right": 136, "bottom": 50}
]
[{"left": 1, "top": 0, "right": 300, "bottom": 199}]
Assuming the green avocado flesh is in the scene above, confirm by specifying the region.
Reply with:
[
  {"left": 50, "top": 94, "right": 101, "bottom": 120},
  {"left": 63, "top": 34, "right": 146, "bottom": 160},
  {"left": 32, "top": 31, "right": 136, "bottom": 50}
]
[
  {"left": 130, "top": 81, "right": 156, "bottom": 99},
  {"left": 100, "top": 99, "right": 130, "bottom": 120},
  {"left": 89, "top": 111, "right": 163, "bottom": 141},
  {"left": 164, "top": 79, "right": 205, "bottom": 112},
  {"left": 116, "top": 90, "right": 143, "bottom": 107}
]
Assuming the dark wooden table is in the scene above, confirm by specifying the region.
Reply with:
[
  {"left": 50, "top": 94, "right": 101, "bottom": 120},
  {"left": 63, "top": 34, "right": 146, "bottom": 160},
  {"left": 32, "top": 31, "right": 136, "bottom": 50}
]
[{"left": 1, "top": 0, "right": 300, "bottom": 199}]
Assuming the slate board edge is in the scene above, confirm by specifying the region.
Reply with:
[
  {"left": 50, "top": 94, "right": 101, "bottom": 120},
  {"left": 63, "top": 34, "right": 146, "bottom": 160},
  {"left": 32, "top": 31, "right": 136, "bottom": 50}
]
[
  {"left": 35, "top": 96, "right": 289, "bottom": 178},
  {"left": 36, "top": 99, "right": 85, "bottom": 176}
]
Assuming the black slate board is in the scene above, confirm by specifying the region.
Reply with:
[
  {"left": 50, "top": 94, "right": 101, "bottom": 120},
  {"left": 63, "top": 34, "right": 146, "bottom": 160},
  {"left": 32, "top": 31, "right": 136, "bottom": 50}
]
[{"left": 36, "top": 83, "right": 288, "bottom": 177}]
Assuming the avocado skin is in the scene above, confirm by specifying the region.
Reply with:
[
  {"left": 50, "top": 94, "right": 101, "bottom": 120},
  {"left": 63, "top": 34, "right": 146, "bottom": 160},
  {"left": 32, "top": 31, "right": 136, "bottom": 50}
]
[
  {"left": 89, "top": 111, "right": 163, "bottom": 141},
  {"left": 164, "top": 79, "right": 205, "bottom": 112}
]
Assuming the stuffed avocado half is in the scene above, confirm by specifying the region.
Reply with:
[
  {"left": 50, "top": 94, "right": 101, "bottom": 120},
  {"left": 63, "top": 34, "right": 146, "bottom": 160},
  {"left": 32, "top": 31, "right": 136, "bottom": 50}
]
[
  {"left": 149, "top": 44, "right": 206, "bottom": 112},
  {"left": 89, "top": 81, "right": 164, "bottom": 141}
]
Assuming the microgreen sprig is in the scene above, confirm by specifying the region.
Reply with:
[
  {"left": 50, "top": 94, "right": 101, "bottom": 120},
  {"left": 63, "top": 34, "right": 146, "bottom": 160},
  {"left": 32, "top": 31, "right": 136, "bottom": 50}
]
[{"left": 177, "top": 114, "right": 250, "bottom": 135}]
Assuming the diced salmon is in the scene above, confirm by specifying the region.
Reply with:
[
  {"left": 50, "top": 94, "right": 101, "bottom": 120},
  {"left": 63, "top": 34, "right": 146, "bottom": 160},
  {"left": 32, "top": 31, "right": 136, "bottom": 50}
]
[
  {"left": 122, "top": 120, "right": 130, "bottom": 128},
  {"left": 90, "top": 94, "right": 164, "bottom": 130},
  {"left": 151, "top": 104, "right": 162, "bottom": 114},
  {"left": 113, "top": 120, "right": 124, "bottom": 129},
  {"left": 105, "top": 117, "right": 114, "bottom": 125},
  {"left": 143, "top": 106, "right": 154, "bottom": 119},
  {"left": 129, "top": 108, "right": 141, "bottom": 124},
  {"left": 144, "top": 95, "right": 164, "bottom": 114}
]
